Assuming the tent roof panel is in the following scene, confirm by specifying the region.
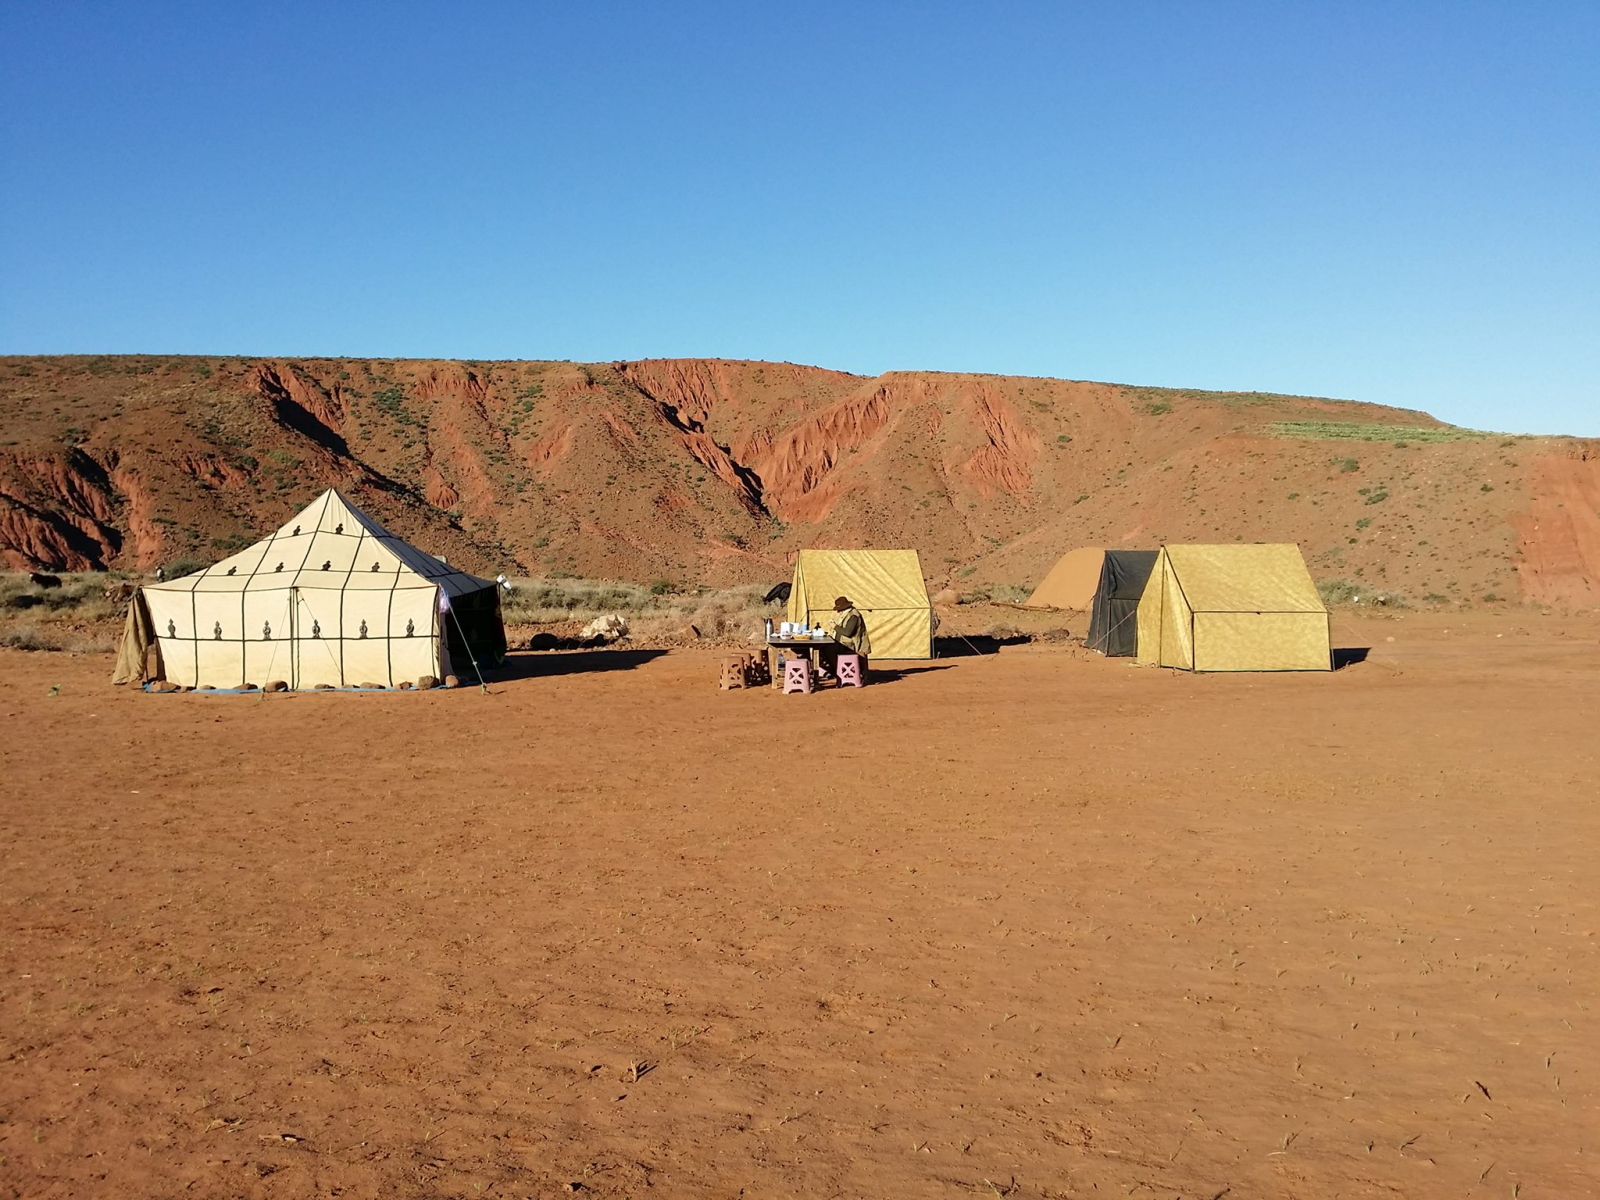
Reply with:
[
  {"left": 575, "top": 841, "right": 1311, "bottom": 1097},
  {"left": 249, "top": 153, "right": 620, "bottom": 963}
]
[
  {"left": 1164, "top": 544, "right": 1324, "bottom": 612},
  {"left": 143, "top": 490, "right": 494, "bottom": 599},
  {"left": 792, "top": 549, "right": 930, "bottom": 610}
]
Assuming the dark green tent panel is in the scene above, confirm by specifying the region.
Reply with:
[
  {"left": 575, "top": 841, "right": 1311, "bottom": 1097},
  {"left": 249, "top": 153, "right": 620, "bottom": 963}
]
[{"left": 1086, "top": 550, "right": 1158, "bottom": 657}]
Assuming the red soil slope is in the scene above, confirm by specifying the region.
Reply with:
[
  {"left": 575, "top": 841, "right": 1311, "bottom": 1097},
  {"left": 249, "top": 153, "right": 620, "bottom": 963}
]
[{"left": 1, "top": 355, "right": 1595, "bottom": 606}]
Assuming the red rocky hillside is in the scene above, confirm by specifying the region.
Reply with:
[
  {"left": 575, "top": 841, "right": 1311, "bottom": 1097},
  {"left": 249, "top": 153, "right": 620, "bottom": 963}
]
[{"left": 1, "top": 355, "right": 1596, "bottom": 607}]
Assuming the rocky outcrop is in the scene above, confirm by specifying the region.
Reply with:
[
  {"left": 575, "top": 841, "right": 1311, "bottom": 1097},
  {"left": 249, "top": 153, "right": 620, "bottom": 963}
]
[
  {"left": 251, "top": 363, "right": 348, "bottom": 457},
  {"left": 0, "top": 448, "right": 123, "bottom": 570},
  {"left": 959, "top": 385, "right": 1042, "bottom": 497}
]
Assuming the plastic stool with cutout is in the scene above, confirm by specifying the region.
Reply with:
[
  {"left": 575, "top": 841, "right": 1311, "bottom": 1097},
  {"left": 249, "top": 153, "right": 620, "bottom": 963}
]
[{"left": 782, "top": 656, "right": 813, "bottom": 694}]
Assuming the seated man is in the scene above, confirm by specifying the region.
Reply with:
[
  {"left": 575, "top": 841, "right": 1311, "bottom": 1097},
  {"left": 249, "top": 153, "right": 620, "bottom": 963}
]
[{"left": 818, "top": 594, "right": 871, "bottom": 677}]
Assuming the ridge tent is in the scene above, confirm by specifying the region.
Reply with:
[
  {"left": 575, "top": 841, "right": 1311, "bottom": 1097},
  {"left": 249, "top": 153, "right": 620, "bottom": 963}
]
[
  {"left": 1134, "top": 543, "right": 1330, "bottom": 672},
  {"left": 787, "top": 549, "right": 933, "bottom": 659},
  {"left": 114, "top": 489, "right": 507, "bottom": 690},
  {"left": 1023, "top": 547, "right": 1105, "bottom": 610},
  {"left": 1085, "top": 550, "right": 1158, "bottom": 657}
]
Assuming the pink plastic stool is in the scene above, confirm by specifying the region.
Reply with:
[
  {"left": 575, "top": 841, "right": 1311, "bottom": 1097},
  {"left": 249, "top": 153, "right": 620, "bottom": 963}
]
[
  {"left": 836, "top": 654, "right": 864, "bottom": 687},
  {"left": 782, "top": 656, "right": 813, "bottom": 694}
]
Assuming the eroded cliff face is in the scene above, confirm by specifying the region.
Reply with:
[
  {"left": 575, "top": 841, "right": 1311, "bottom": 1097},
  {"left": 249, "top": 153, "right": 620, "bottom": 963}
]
[
  {"left": 0, "top": 447, "right": 124, "bottom": 570},
  {"left": 0, "top": 354, "right": 1584, "bottom": 606}
]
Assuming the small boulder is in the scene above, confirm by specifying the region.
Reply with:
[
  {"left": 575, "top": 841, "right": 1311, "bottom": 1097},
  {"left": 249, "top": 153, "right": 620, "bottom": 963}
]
[
  {"left": 240, "top": 682, "right": 259, "bottom": 691},
  {"left": 265, "top": 680, "right": 289, "bottom": 693},
  {"left": 579, "top": 612, "right": 628, "bottom": 642},
  {"left": 356, "top": 681, "right": 385, "bottom": 690},
  {"left": 313, "top": 683, "right": 335, "bottom": 691},
  {"left": 417, "top": 675, "right": 440, "bottom": 690},
  {"left": 397, "top": 681, "right": 414, "bottom": 690},
  {"left": 151, "top": 680, "right": 181, "bottom": 693},
  {"left": 443, "top": 674, "right": 461, "bottom": 688}
]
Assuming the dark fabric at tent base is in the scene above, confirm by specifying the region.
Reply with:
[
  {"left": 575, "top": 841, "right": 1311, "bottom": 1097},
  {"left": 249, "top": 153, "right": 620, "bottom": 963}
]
[{"left": 1086, "top": 550, "right": 1158, "bottom": 657}]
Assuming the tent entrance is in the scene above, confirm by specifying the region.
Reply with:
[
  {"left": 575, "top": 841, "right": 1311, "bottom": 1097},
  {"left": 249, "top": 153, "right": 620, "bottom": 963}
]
[{"left": 291, "top": 585, "right": 347, "bottom": 689}]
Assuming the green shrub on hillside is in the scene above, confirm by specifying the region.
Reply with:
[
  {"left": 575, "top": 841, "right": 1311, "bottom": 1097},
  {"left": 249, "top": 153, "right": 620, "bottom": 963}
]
[{"left": 1271, "top": 421, "right": 1492, "bottom": 443}]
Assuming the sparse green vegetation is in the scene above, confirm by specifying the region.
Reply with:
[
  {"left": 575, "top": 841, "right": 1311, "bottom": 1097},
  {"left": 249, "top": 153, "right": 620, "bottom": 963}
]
[
  {"left": 1271, "top": 421, "right": 1490, "bottom": 443},
  {"left": 1318, "top": 578, "right": 1405, "bottom": 607}
]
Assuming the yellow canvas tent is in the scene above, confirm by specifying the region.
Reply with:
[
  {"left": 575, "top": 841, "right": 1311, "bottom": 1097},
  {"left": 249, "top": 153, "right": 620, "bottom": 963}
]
[
  {"left": 1023, "top": 547, "right": 1105, "bottom": 610},
  {"left": 787, "top": 549, "right": 933, "bottom": 659},
  {"left": 1135, "top": 544, "right": 1330, "bottom": 671}
]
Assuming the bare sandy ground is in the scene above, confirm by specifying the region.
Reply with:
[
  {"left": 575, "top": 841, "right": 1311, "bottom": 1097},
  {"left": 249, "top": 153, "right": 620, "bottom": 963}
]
[{"left": 2, "top": 612, "right": 1596, "bottom": 1199}]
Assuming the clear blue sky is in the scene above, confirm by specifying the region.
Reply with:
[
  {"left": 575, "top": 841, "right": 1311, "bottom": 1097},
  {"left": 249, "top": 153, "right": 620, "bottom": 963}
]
[{"left": 2, "top": 2, "right": 1596, "bottom": 434}]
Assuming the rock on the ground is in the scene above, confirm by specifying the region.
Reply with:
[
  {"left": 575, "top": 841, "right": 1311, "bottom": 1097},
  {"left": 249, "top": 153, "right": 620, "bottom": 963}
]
[
  {"left": 265, "top": 680, "right": 288, "bottom": 692},
  {"left": 417, "top": 675, "right": 440, "bottom": 690},
  {"left": 579, "top": 613, "right": 629, "bottom": 642},
  {"left": 443, "top": 674, "right": 461, "bottom": 688}
]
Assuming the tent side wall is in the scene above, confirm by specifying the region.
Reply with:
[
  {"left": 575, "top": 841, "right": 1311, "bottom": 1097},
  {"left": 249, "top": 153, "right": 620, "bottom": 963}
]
[
  {"left": 144, "top": 582, "right": 445, "bottom": 689},
  {"left": 443, "top": 583, "right": 509, "bottom": 674},
  {"left": 1194, "top": 611, "right": 1331, "bottom": 671}
]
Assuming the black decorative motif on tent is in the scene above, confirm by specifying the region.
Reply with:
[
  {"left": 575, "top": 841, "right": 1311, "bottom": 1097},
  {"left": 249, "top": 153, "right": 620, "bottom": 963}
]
[
  {"left": 226, "top": 566, "right": 237, "bottom": 576},
  {"left": 263, "top": 621, "right": 272, "bottom": 640},
  {"left": 293, "top": 525, "right": 301, "bottom": 535},
  {"left": 358, "top": 619, "right": 369, "bottom": 639},
  {"left": 321, "top": 561, "right": 331, "bottom": 571},
  {"left": 167, "top": 619, "right": 176, "bottom": 637},
  {"left": 371, "top": 562, "right": 380, "bottom": 572},
  {"left": 335, "top": 523, "right": 344, "bottom": 535},
  {"left": 275, "top": 562, "right": 284, "bottom": 572},
  {"left": 405, "top": 618, "right": 414, "bottom": 637},
  {"left": 311, "top": 620, "right": 321, "bottom": 638},
  {"left": 214, "top": 621, "right": 222, "bottom": 640}
]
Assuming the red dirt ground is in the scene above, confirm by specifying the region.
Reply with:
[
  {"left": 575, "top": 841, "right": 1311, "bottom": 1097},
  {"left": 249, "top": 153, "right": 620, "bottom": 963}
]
[{"left": 2, "top": 612, "right": 1597, "bottom": 1198}]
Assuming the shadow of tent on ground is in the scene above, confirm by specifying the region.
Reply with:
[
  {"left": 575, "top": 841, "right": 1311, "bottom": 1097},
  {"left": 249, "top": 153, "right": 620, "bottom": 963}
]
[
  {"left": 935, "top": 634, "right": 1032, "bottom": 657},
  {"left": 857, "top": 663, "right": 957, "bottom": 685},
  {"left": 491, "top": 649, "right": 670, "bottom": 680},
  {"left": 1332, "top": 647, "right": 1370, "bottom": 671}
]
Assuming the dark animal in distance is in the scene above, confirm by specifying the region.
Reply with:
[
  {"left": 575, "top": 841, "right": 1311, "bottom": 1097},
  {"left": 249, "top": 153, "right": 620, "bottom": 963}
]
[
  {"left": 29, "top": 573, "right": 62, "bottom": 589},
  {"left": 763, "top": 582, "right": 792, "bottom": 605}
]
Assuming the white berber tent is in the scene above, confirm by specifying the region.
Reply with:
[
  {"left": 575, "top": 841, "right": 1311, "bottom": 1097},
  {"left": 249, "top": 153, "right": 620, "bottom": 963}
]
[{"left": 114, "top": 489, "right": 506, "bottom": 690}]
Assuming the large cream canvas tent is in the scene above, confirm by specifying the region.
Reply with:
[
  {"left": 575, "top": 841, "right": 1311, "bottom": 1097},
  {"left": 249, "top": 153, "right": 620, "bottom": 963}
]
[
  {"left": 114, "top": 489, "right": 506, "bottom": 690},
  {"left": 787, "top": 549, "right": 934, "bottom": 659},
  {"left": 1135, "top": 543, "right": 1330, "bottom": 672},
  {"left": 1023, "top": 547, "right": 1105, "bottom": 610}
]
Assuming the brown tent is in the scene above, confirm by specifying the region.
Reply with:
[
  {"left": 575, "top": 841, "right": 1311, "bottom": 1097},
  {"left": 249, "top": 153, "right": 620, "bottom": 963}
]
[{"left": 1023, "top": 547, "right": 1105, "bottom": 610}]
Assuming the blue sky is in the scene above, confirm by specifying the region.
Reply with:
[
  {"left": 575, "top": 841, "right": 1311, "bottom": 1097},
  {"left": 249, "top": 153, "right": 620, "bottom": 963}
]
[{"left": 2, "top": 2, "right": 1595, "bottom": 434}]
